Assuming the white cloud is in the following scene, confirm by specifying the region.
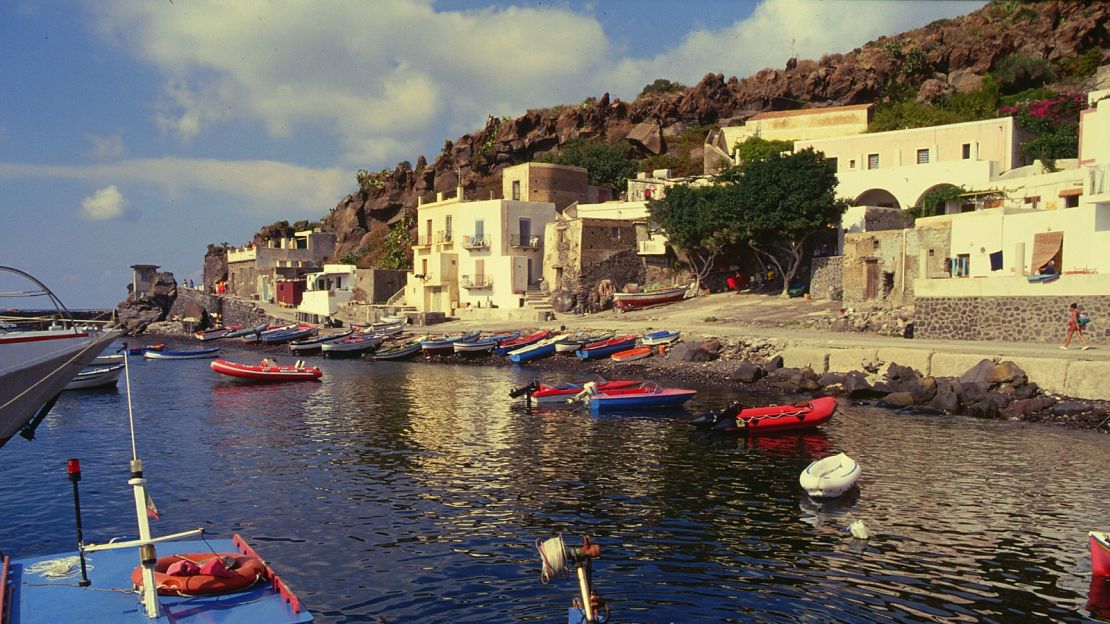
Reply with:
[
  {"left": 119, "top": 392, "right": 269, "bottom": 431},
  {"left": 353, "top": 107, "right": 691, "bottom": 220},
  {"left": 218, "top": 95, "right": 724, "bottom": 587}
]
[
  {"left": 87, "top": 131, "right": 125, "bottom": 158},
  {"left": 80, "top": 185, "right": 129, "bottom": 220}
]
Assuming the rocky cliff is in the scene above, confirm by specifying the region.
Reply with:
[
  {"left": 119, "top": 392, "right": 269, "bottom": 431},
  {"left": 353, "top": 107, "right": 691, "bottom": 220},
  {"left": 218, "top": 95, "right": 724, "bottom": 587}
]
[{"left": 322, "top": 1, "right": 1106, "bottom": 259}]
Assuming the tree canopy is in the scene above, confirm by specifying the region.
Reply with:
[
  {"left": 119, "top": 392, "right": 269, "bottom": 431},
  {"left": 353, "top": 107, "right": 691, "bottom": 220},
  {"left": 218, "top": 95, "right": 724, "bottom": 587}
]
[
  {"left": 647, "top": 184, "right": 739, "bottom": 284},
  {"left": 537, "top": 138, "right": 638, "bottom": 193}
]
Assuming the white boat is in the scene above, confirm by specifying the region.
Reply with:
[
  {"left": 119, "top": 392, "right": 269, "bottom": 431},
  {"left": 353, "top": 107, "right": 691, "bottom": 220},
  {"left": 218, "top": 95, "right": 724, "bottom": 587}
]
[
  {"left": 799, "top": 452, "right": 860, "bottom": 498},
  {"left": 94, "top": 353, "right": 125, "bottom": 365},
  {"left": 65, "top": 363, "right": 124, "bottom": 390},
  {"left": 144, "top": 347, "right": 222, "bottom": 360},
  {"left": 0, "top": 266, "right": 120, "bottom": 447}
]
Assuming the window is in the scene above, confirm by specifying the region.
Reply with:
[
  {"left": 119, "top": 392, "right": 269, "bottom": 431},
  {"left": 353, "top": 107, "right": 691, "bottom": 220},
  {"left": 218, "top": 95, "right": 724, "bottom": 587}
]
[
  {"left": 828, "top": 157, "right": 838, "bottom": 171},
  {"left": 1064, "top": 194, "right": 1079, "bottom": 208},
  {"left": 445, "top": 215, "right": 452, "bottom": 237},
  {"left": 867, "top": 153, "right": 879, "bottom": 170},
  {"left": 916, "top": 148, "right": 929, "bottom": 164},
  {"left": 421, "top": 258, "right": 428, "bottom": 277},
  {"left": 512, "top": 180, "right": 520, "bottom": 200},
  {"left": 474, "top": 218, "right": 484, "bottom": 241},
  {"left": 961, "top": 143, "right": 971, "bottom": 159},
  {"left": 955, "top": 254, "right": 970, "bottom": 277},
  {"left": 849, "top": 159, "right": 856, "bottom": 169},
  {"left": 1024, "top": 196, "right": 1040, "bottom": 210}
]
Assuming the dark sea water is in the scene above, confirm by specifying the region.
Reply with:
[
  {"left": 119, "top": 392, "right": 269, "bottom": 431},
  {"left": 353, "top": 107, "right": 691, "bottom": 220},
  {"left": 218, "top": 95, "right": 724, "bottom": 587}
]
[{"left": 2, "top": 341, "right": 1107, "bottom": 623}]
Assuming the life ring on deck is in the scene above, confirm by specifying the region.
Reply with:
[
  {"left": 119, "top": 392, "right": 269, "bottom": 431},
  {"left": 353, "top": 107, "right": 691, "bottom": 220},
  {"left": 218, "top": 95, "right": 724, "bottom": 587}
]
[{"left": 131, "top": 553, "right": 268, "bottom": 596}]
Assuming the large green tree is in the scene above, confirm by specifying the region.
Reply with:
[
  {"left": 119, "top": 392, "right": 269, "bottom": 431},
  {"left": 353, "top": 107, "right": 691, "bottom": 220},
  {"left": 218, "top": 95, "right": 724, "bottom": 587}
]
[
  {"left": 730, "top": 148, "right": 848, "bottom": 296},
  {"left": 646, "top": 184, "right": 740, "bottom": 287},
  {"left": 538, "top": 138, "right": 638, "bottom": 193}
]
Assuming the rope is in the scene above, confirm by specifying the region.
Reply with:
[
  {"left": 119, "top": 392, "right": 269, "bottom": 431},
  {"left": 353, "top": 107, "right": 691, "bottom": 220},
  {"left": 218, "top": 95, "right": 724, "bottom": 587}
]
[
  {"left": 26, "top": 556, "right": 92, "bottom": 578},
  {"left": 536, "top": 536, "right": 568, "bottom": 584}
]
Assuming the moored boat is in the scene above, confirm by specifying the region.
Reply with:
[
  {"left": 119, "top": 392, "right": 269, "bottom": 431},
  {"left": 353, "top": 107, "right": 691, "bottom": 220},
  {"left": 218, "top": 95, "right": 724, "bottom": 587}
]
[
  {"left": 575, "top": 335, "right": 637, "bottom": 360},
  {"left": 509, "top": 379, "right": 642, "bottom": 404},
  {"left": 1093, "top": 531, "right": 1110, "bottom": 577},
  {"left": 641, "top": 329, "right": 680, "bottom": 345},
  {"left": 611, "top": 346, "right": 653, "bottom": 362},
  {"left": 320, "top": 333, "right": 383, "bottom": 358},
  {"left": 612, "top": 284, "right": 689, "bottom": 311},
  {"left": 421, "top": 331, "right": 480, "bottom": 356},
  {"left": 507, "top": 336, "right": 560, "bottom": 363},
  {"left": 64, "top": 363, "right": 125, "bottom": 390},
  {"left": 144, "top": 347, "right": 222, "bottom": 360},
  {"left": 221, "top": 323, "right": 270, "bottom": 340},
  {"left": 289, "top": 329, "right": 354, "bottom": 355},
  {"left": 799, "top": 452, "right": 861, "bottom": 498},
  {"left": 194, "top": 325, "right": 241, "bottom": 341},
  {"left": 494, "top": 330, "right": 552, "bottom": 356},
  {"left": 124, "top": 343, "right": 164, "bottom": 356},
  {"left": 372, "top": 337, "right": 424, "bottom": 361},
  {"left": 453, "top": 332, "right": 519, "bottom": 356},
  {"left": 242, "top": 323, "right": 297, "bottom": 343},
  {"left": 258, "top": 323, "right": 316, "bottom": 345},
  {"left": 94, "top": 353, "right": 125, "bottom": 365},
  {"left": 211, "top": 358, "right": 322, "bottom": 382},
  {"left": 581, "top": 384, "right": 697, "bottom": 413},
  {"left": 689, "top": 396, "right": 838, "bottom": 434},
  {"left": 554, "top": 331, "right": 612, "bottom": 354}
]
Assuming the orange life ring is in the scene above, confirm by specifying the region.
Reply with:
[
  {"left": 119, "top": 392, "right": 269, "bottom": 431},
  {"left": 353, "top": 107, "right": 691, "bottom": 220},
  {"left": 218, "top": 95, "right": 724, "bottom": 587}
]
[{"left": 131, "top": 552, "right": 267, "bottom": 596}]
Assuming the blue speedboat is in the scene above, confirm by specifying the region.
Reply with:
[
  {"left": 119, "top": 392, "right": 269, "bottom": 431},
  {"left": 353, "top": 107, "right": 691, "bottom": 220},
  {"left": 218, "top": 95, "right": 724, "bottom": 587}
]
[
  {"left": 508, "top": 336, "right": 560, "bottom": 363},
  {"left": 585, "top": 384, "right": 697, "bottom": 414},
  {"left": 575, "top": 335, "right": 637, "bottom": 360}
]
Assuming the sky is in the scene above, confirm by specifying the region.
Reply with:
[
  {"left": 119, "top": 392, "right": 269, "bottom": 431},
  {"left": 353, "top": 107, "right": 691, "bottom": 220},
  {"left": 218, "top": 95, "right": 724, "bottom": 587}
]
[{"left": 0, "top": 0, "right": 984, "bottom": 308}]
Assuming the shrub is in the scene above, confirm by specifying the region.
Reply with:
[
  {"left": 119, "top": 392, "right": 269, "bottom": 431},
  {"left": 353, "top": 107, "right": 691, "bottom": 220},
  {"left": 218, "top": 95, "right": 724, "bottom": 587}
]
[
  {"left": 992, "top": 53, "right": 1056, "bottom": 93},
  {"left": 639, "top": 78, "right": 686, "bottom": 98},
  {"left": 537, "top": 138, "right": 638, "bottom": 192}
]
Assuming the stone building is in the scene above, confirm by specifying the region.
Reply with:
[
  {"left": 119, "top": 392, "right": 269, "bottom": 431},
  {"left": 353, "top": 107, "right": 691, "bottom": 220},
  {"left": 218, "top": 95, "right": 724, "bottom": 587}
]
[
  {"left": 542, "top": 215, "right": 644, "bottom": 313},
  {"left": 224, "top": 228, "right": 336, "bottom": 301}
]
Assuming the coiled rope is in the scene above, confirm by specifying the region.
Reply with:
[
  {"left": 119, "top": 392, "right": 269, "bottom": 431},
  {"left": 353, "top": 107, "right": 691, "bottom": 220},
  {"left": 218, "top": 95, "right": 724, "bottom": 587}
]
[{"left": 536, "top": 536, "right": 568, "bottom": 584}]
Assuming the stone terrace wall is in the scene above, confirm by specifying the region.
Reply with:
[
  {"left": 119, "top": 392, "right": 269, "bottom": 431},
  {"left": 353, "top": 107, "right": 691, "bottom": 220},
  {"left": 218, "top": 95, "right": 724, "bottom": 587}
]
[
  {"left": 171, "top": 289, "right": 278, "bottom": 328},
  {"left": 809, "top": 256, "right": 842, "bottom": 300},
  {"left": 915, "top": 295, "right": 1110, "bottom": 344}
]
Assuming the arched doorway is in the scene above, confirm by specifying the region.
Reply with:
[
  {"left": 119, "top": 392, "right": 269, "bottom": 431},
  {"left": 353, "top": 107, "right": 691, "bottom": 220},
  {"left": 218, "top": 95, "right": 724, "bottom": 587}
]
[{"left": 854, "top": 189, "right": 901, "bottom": 210}]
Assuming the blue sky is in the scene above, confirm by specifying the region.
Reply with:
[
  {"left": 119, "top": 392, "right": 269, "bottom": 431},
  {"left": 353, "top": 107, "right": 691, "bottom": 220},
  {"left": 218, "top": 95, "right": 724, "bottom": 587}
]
[{"left": 0, "top": 0, "right": 983, "bottom": 308}]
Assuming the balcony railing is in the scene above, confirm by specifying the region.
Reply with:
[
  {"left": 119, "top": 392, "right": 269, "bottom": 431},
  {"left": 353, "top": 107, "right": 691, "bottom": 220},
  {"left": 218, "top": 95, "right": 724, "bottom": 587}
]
[
  {"left": 460, "top": 274, "right": 493, "bottom": 289},
  {"left": 415, "top": 236, "right": 432, "bottom": 248},
  {"left": 510, "top": 234, "right": 542, "bottom": 249},
  {"left": 436, "top": 231, "right": 453, "bottom": 245},
  {"left": 461, "top": 235, "right": 490, "bottom": 249}
]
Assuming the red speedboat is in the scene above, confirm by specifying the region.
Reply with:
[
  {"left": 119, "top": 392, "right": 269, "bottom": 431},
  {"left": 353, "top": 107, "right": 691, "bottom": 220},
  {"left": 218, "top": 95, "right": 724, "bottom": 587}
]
[
  {"left": 510, "top": 379, "right": 641, "bottom": 404},
  {"left": 690, "top": 396, "right": 838, "bottom": 434},
  {"left": 210, "top": 358, "right": 322, "bottom": 382},
  {"left": 1093, "top": 531, "right": 1110, "bottom": 578}
]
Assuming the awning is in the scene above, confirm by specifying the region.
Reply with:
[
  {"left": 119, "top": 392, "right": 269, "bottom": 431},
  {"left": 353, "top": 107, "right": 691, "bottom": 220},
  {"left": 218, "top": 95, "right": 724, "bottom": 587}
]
[
  {"left": 1030, "top": 231, "right": 1063, "bottom": 272},
  {"left": 1058, "top": 188, "right": 1083, "bottom": 197}
]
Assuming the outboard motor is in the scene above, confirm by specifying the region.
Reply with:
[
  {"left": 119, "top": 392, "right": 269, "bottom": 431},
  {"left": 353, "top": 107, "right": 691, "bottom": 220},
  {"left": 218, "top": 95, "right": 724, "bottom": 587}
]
[
  {"left": 689, "top": 400, "right": 744, "bottom": 429},
  {"left": 509, "top": 380, "right": 540, "bottom": 399}
]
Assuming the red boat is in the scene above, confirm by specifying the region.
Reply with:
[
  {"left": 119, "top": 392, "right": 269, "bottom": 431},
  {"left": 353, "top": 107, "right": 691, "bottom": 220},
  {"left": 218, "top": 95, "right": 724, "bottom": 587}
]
[
  {"left": 210, "top": 358, "right": 322, "bottom": 382},
  {"left": 1093, "top": 531, "right": 1110, "bottom": 577},
  {"left": 510, "top": 379, "right": 641, "bottom": 404},
  {"left": 690, "top": 396, "right": 838, "bottom": 434},
  {"left": 494, "top": 330, "right": 552, "bottom": 356},
  {"left": 612, "top": 285, "right": 689, "bottom": 311}
]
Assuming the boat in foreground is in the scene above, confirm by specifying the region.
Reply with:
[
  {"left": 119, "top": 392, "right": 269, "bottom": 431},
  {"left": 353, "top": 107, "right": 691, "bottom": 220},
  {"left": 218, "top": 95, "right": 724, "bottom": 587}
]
[
  {"left": 581, "top": 384, "right": 697, "bottom": 413},
  {"left": 612, "top": 285, "right": 688, "bottom": 311},
  {"left": 689, "top": 396, "right": 838, "bottom": 434},
  {"left": 1093, "top": 531, "right": 1110, "bottom": 577},
  {"left": 510, "top": 379, "right": 642, "bottom": 404},
  {"left": 144, "top": 347, "right": 221, "bottom": 360},
  {"left": 211, "top": 358, "right": 322, "bottom": 382},
  {"left": 799, "top": 452, "right": 861, "bottom": 498},
  {"left": 65, "top": 363, "right": 125, "bottom": 390}
]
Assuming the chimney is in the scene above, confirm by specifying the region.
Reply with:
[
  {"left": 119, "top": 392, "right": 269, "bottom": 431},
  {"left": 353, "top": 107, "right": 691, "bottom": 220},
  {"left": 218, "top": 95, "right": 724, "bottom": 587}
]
[
  {"left": 457, "top": 183, "right": 464, "bottom": 201},
  {"left": 436, "top": 191, "right": 444, "bottom": 202}
]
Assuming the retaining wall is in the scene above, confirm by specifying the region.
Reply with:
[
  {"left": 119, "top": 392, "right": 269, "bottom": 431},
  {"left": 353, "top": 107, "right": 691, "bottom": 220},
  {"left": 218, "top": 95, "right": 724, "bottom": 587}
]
[{"left": 915, "top": 295, "right": 1110, "bottom": 344}]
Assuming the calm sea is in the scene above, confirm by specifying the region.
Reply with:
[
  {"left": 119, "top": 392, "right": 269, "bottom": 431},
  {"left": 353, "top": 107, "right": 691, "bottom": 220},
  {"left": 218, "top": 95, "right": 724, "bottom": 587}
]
[{"left": 1, "top": 340, "right": 1107, "bottom": 623}]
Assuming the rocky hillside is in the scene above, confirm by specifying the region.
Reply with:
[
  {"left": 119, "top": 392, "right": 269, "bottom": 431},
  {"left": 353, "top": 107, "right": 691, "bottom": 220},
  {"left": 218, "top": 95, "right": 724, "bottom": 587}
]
[{"left": 321, "top": 0, "right": 1106, "bottom": 260}]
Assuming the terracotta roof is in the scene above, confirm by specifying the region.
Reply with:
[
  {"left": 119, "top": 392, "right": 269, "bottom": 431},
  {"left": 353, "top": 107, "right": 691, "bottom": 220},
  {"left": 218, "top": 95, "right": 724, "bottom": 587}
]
[{"left": 749, "top": 103, "right": 872, "bottom": 121}]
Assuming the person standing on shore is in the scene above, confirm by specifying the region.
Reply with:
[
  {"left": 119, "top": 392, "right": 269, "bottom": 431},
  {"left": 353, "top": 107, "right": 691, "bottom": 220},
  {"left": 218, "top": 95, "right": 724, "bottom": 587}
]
[{"left": 1060, "top": 302, "right": 1090, "bottom": 350}]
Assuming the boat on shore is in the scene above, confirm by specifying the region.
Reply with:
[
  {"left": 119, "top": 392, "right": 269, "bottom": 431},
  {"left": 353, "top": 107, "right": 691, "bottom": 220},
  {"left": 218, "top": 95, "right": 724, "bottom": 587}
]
[
  {"left": 0, "top": 266, "right": 120, "bottom": 447},
  {"left": 422, "top": 331, "right": 480, "bottom": 356},
  {"left": 799, "top": 452, "right": 861, "bottom": 498},
  {"left": 64, "top": 363, "right": 125, "bottom": 390},
  {"left": 612, "top": 285, "right": 689, "bottom": 311},
  {"left": 221, "top": 323, "right": 269, "bottom": 340},
  {"left": 689, "top": 397, "right": 838, "bottom": 434},
  {"left": 242, "top": 323, "right": 298, "bottom": 343},
  {"left": 320, "top": 333, "right": 383, "bottom": 358},
  {"left": 372, "top": 337, "right": 425, "bottom": 361},
  {"left": 641, "top": 329, "right": 681, "bottom": 345},
  {"left": 258, "top": 323, "right": 316, "bottom": 345},
  {"left": 611, "top": 346, "right": 653, "bottom": 362},
  {"left": 507, "top": 336, "right": 560, "bottom": 363},
  {"left": 453, "top": 332, "right": 520, "bottom": 356},
  {"left": 494, "top": 330, "right": 552, "bottom": 356},
  {"left": 144, "top": 347, "right": 222, "bottom": 360},
  {"left": 289, "top": 329, "right": 354, "bottom": 355},
  {"left": 575, "top": 335, "right": 637, "bottom": 360},
  {"left": 211, "top": 358, "right": 322, "bottom": 382},
  {"left": 554, "top": 331, "right": 613, "bottom": 354},
  {"left": 194, "top": 325, "right": 241, "bottom": 341}
]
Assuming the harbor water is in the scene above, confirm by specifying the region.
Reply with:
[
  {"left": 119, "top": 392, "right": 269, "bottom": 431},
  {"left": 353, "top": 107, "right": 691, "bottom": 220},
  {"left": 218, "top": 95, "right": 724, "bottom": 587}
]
[{"left": 1, "top": 341, "right": 1107, "bottom": 623}]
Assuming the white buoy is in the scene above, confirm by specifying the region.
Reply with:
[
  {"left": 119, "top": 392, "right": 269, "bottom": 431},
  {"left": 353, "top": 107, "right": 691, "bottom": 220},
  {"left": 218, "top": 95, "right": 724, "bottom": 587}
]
[
  {"left": 849, "top": 519, "right": 870, "bottom": 540},
  {"left": 799, "top": 452, "right": 861, "bottom": 498}
]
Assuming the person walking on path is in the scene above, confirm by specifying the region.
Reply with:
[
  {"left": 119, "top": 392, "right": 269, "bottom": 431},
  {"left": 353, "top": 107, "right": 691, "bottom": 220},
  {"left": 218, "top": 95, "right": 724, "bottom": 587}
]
[{"left": 1060, "top": 302, "right": 1090, "bottom": 350}]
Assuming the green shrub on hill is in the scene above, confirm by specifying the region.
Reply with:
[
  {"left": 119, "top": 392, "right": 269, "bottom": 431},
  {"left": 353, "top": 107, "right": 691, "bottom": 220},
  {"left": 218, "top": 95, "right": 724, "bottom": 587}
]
[{"left": 537, "top": 138, "right": 638, "bottom": 193}]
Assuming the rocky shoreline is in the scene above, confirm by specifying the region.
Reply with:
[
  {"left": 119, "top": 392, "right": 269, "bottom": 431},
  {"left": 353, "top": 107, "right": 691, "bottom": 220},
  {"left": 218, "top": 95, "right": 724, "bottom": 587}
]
[{"left": 143, "top": 322, "right": 1109, "bottom": 433}]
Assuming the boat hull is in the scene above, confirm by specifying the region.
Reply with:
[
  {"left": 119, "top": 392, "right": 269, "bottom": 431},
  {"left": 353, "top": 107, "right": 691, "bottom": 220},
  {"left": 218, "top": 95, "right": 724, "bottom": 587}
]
[
  {"left": 641, "top": 330, "right": 680, "bottom": 345},
  {"left": 611, "top": 347, "right": 653, "bottom": 362},
  {"left": 1093, "top": 531, "right": 1110, "bottom": 577},
  {"left": 65, "top": 364, "right": 124, "bottom": 390},
  {"left": 211, "top": 359, "right": 322, "bottom": 382},
  {"left": 698, "top": 397, "right": 838, "bottom": 434},
  {"left": 289, "top": 330, "right": 354, "bottom": 355},
  {"left": 529, "top": 380, "right": 641, "bottom": 404},
  {"left": 144, "top": 347, "right": 221, "bottom": 360},
  {"left": 587, "top": 388, "right": 697, "bottom": 413},
  {"left": 576, "top": 337, "right": 637, "bottom": 360},
  {"left": 508, "top": 339, "right": 557, "bottom": 363},
  {"left": 612, "top": 286, "right": 687, "bottom": 311},
  {"left": 372, "top": 342, "right": 423, "bottom": 360}
]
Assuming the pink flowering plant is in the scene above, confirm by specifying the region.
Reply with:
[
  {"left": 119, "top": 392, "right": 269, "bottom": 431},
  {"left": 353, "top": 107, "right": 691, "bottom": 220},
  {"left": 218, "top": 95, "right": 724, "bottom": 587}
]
[{"left": 999, "top": 93, "right": 1085, "bottom": 168}]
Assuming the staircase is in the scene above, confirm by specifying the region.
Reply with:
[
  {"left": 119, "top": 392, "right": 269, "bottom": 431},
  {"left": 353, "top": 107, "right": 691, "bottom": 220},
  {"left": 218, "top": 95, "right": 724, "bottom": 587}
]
[{"left": 523, "top": 288, "right": 555, "bottom": 320}]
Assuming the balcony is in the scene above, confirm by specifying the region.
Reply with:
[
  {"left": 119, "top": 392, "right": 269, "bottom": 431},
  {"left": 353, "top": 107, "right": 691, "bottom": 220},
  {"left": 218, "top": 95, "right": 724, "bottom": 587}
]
[
  {"left": 461, "top": 234, "right": 490, "bottom": 249},
  {"left": 460, "top": 274, "right": 493, "bottom": 289},
  {"left": 415, "top": 236, "right": 432, "bottom": 248},
  {"left": 509, "top": 234, "right": 542, "bottom": 249},
  {"left": 436, "top": 231, "right": 454, "bottom": 247}
]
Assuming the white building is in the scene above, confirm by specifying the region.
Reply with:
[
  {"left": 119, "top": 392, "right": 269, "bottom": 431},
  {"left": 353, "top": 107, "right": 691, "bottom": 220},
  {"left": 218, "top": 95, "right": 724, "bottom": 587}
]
[{"left": 298, "top": 263, "right": 357, "bottom": 322}]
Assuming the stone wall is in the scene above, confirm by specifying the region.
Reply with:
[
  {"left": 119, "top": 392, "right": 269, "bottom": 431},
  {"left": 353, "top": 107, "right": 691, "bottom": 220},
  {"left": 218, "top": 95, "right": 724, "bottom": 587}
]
[
  {"left": 171, "top": 289, "right": 277, "bottom": 329},
  {"left": 809, "top": 256, "right": 843, "bottom": 300},
  {"left": 915, "top": 295, "right": 1110, "bottom": 344},
  {"left": 353, "top": 269, "right": 408, "bottom": 303}
]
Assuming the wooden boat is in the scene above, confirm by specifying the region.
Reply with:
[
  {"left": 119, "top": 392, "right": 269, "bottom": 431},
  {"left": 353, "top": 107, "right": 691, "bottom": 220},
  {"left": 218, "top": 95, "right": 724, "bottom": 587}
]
[
  {"left": 641, "top": 330, "right": 680, "bottom": 346},
  {"left": 211, "top": 358, "right": 322, "bottom": 382},
  {"left": 1092, "top": 531, "right": 1110, "bottom": 577},
  {"left": 372, "top": 338, "right": 425, "bottom": 361},
  {"left": 289, "top": 329, "right": 354, "bottom": 355},
  {"left": 453, "top": 332, "right": 519, "bottom": 356},
  {"left": 494, "top": 330, "right": 552, "bottom": 356},
  {"left": 612, "top": 285, "right": 688, "bottom": 311},
  {"left": 799, "top": 452, "right": 860, "bottom": 498},
  {"left": 611, "top": 346, "right": 653, "bottom": 362},
  {"left": 582, "top": 384, "right": 697, "bottom": 413},
  {"left": 320, "top": 333, "right": 383, "bottom": 358},
  {"left": 65, "top": 364, "right": 124, "bottom": 390},
  {"left": 221, "top": 323, "right": 269, "bottom": 339},
  {"left": 144, "top": 347, "right": 221, "bottom": 360},
  {"left": 194, "top": 325, "right": 241, "bottom": 341},
  {"left": 124, "top": 343, "right": 164, "bottom": 356},
  {"left": 242, "top": 323, "right": 297, "bottom": 343},
  {"left": 554, "top": 332, "right": 613, "bottom": 354},
  {"left": 258, "top": 324, "right": 316, "bottom": 344},
  {"left": 689, "top": 396, "right": 838, "bottom": 434},
  {"left": 575, "top": 335, "right": 637, "bottom": 360},
  {"left": 509, "top": 379, "right": 641, "bottom": 404},
  {"left": 507, "top": 336, "right": 560, "bottom": 363},
  {"left": 421, "top": 331, "right": 480, "bottom": 356}
]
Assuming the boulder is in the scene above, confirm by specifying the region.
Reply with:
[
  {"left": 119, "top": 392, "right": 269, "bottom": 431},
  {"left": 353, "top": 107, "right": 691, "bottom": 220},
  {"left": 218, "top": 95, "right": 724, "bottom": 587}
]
[
  {"left": 959, "top": 359, "right": 996, "bottom": 384},
  {"left": 1000, "top": 396, "right": 1056, "bottom": 420},
  {"left": 764, "top": 354, "right": 784, "bottom": 372},
  {"left": 733, "top": 361, "right": 765, "bottom": 383},
  {"left": 928, "top": 380, "right": 961, "bottom": 413},
  {"left": 1051, "top": 400, "right": 1090, "bottom": 416},
  {"left": 879, "top": 391, "right": 916, "bottom": 408},
  {"left": 843, "top": 371, "right": 884, "bottom": 399},
  {"left": 965, "top": 393, "right": 1010, "bottom": 419},
  {"left": 947, "top": 68, "right": 983, "bottom": 93},
  {"left": 984, "top": 361, "right": 1025, "bottom": 384},
  {"left": 818, "top": 372, "right": 846, "bottom": 387},
  {"left": 626, "top": 121, "right": 664, "bottom": 155},
  {"left": 670, "top": 342, "right": 719, "bottom": 362}
]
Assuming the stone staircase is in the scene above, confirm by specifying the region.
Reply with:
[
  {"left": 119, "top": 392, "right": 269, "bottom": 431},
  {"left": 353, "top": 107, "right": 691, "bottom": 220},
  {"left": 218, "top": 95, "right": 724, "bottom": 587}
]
[{"left": 523, "top": 288, "right": 555, "bottom": 319}]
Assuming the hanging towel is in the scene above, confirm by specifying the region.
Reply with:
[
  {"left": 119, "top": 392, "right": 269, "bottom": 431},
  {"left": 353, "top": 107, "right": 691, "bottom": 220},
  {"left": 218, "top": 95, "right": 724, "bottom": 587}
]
[{"left": 989, "top": 250, "right": 1004, "bottom": 271}]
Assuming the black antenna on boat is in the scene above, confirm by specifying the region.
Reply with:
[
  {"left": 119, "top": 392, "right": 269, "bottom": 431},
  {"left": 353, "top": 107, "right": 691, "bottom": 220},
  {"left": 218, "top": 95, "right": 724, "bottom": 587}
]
[{"left": 67, "top": 458, "right": 91, "bottom": 587}]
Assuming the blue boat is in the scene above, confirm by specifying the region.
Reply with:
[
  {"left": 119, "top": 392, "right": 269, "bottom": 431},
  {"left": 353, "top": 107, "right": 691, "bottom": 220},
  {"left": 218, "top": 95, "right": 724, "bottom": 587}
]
[
  {"left": 143, "top": 346, "right": 221, "bottom": 360},
  {"left": 259, "top": 324, "right": 317, "bottom": 344},
  {"left": 585, "top": 384, "right": 697, "bottom": 414},
  {"left": 421, "top": 331, "right": 481, "bottom": 356},
  {"left": 493, "top": 330, "right": 551, "bottom": 356},
  {"left": 221, "top": 323, "right": 270, "bottom": 339},
  {"left": 641, "top": 330, "right": 680, "bottom": 346},
  {"left": 507, "top": 337, "right": 559, "bottom": 363},
  {"left": 453, "top": 332, "right": 519, "bottom": 356},
  {"left": 575, "top": 335, "right": 637, "bottom": 360}
]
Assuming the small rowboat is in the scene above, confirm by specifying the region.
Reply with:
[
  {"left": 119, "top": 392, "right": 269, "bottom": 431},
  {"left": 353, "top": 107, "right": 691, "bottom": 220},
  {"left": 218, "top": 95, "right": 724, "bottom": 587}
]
[
  {"left": 124, "top": 343, "right": 163, "bottom": 356},
  {"left": 421, "top": 331, "right": 481, "bottom": 356},
  {"left": 453, "top": 332, "right": 520, "bottom": 356},
  {"left": 144, "top": 347, "right": 221, "bottom": 360},
  {"left": 612, "top": 285, "right": 689, "bottom": 311},
  {"left": 510, "top": 379, "right": 642, "bottom": 404},
  {"left": 372, "top": 338, "right": 424, "bottom": 361},
  {"left": 576, "top": 335, "right": 637, "bottom": 360},
  {"left": 554, "top": 332, "right": 613, "bottom": 354},
  {"left": 194, "top": 325, "right": 241, "bottom": 341},
  {"left": 611, "top": 346, "right": 653, "bottom": 362},
  {"left": 799, "top": 452, "right": 860, "bottom": 498},
  {"left": 689, "top": 396, "right": 838, "bottom": 434},
  {"left": 289, "top": 329, "right": 354, "bottom": 355},
  {"left": 641, "top": 330, "right": 680, "bottom": 346},
  {"left": 211, "top": 358, "right": 322, "bottom": 382},
  {"left": 507, "top": 336, "right": 560, "bottom": 363},
  {"left": 1092, "top": 531, "right": 1110, "bottom": 577},
  {"left": 65, "top": 364, "right": 124, "bottom": 390},
  {"left": 321, "top": 333, "right": 383, "bottom": 358},
  {"left": 94, "top": 354, "right": 125, "bottom": 365},
  {"left": 258, "top": 324, "right": 316, "bottom": 344},
  {"left": 494, "top": 330, "right": 552, "bottom": 356},
  {"left": 584, "top": 384, "right": 696, "bottom": 413},
  {"left": 222, "top": 323, "right": 270, "bottom": 339},
  {"left": 242, "top": 323, "right": 298, "bottom": 343},
  {"left": 1026, "top": 273, "right": 1060, "bottom": 284}
]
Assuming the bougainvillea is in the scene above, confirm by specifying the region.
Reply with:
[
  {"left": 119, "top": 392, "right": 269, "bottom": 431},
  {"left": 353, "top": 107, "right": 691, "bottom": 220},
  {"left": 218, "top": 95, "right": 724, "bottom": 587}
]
[{"left": 999, "top": 93, "right": 1085, "bottom": 169}]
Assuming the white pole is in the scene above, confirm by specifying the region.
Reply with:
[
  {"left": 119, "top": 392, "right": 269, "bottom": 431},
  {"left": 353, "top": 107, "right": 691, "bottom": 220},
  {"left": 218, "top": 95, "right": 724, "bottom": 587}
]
[
  {"left": 130, "top": 459, "right": 161, "bottom": 618},
  {"left": 576, "top": 567, "right": 595, "bottom": 623}
]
